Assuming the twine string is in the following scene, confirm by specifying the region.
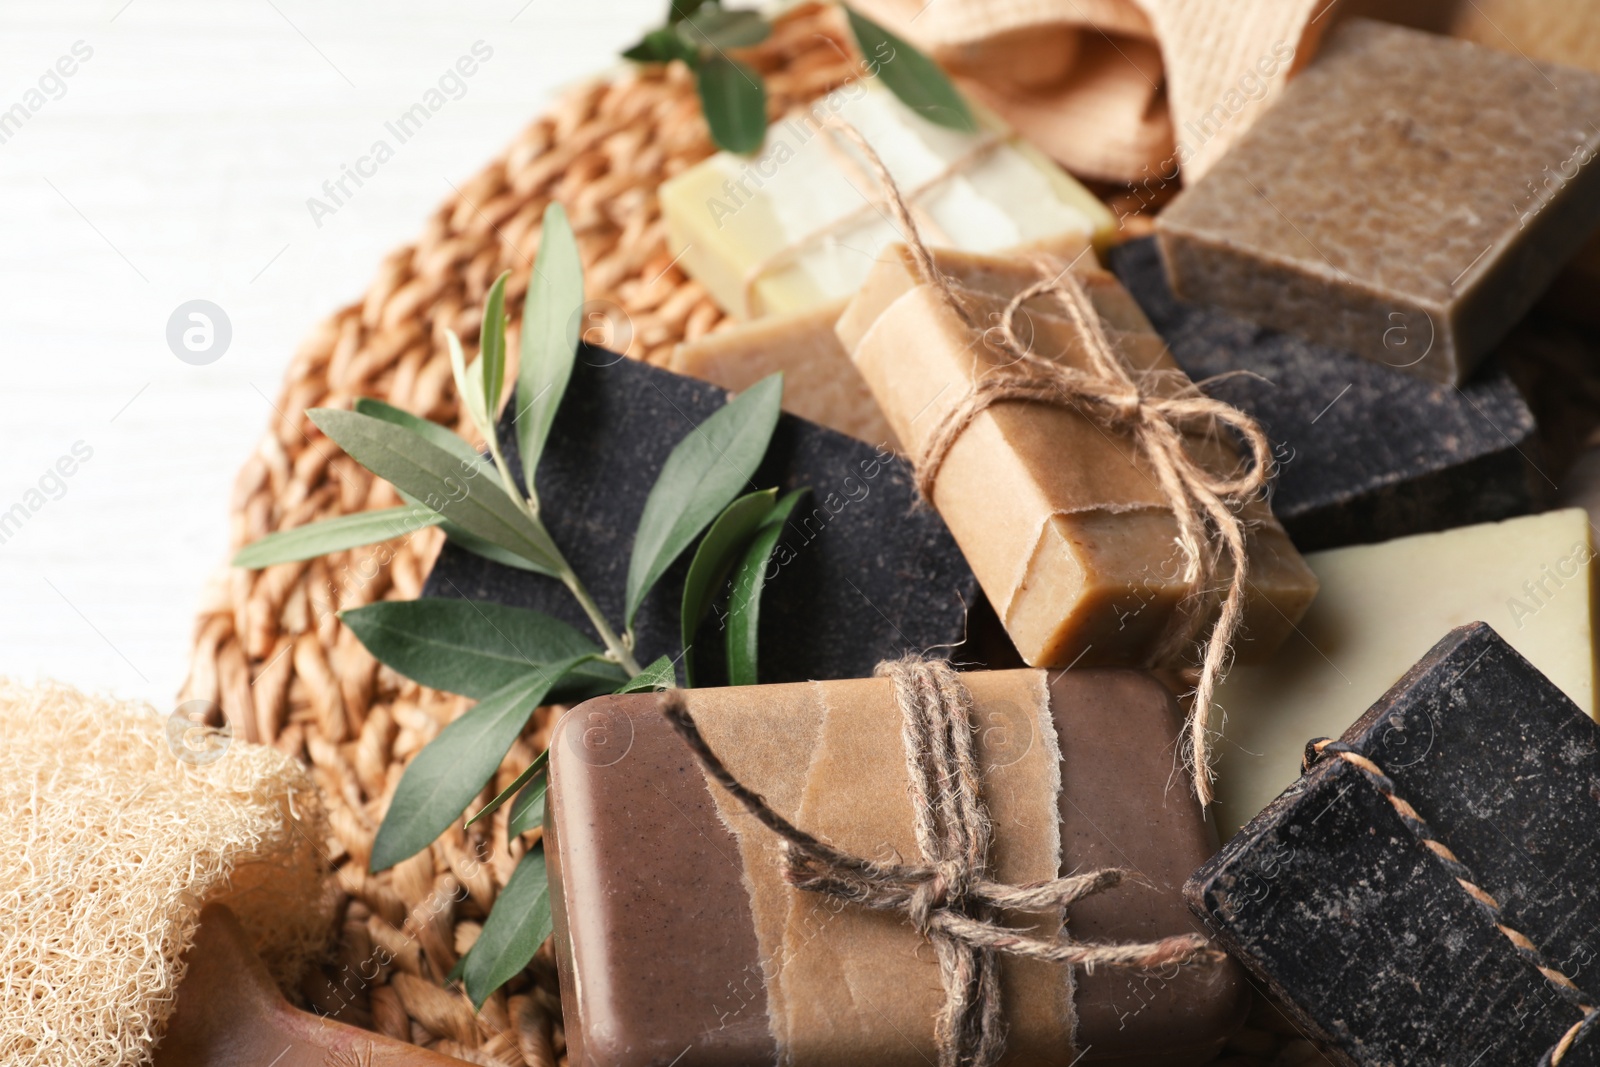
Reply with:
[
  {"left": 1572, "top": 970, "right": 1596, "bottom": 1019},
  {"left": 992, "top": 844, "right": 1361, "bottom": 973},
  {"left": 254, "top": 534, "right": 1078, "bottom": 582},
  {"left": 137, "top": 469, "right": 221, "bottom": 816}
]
[
  {"left": 824, "top": 117, "right": 1273, "bottom": 805},
  {"left": 659, "top": 658, "right": 1221, "bottom": 1067}
]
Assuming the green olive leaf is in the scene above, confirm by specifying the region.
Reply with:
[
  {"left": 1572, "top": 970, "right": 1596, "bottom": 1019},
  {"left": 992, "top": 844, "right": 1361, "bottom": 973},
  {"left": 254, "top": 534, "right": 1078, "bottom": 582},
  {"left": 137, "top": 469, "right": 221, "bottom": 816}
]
[
  {"left": 232, "top": 506, "right": 443, "bottom": 569},
  {"left": 697, "top": 55, "right": 767, "bottom": 154},
  {"left": 668, "top": 0, "right": 709, "bottom": 25},
  {"left": 677, "top": 7, "right": 771, "bottom": 51},
  {"left": 615, "top": 654, "right": 679, "bottom": 694},
  {"left": 352, "top": 398, "right": 492, "bottom": 473},
  {"left": 341, "top": 598, "right": 624, "bottom": 701},
  {"left": 516, "top": 203, "right": 583, "bottom": 500},
  {"left": 309, "top": 407, "right": 561, "bottom": 572},
  {"left": 624, "top": 373, "right": 782, "bottom": 627},
  {"left": 353, "top": 398, "right": 557, "bottom": 576},
  {"left": 370, "top": 658, "right": 591, "bottom": 872},
  {"left": 623, "top": 27, "right": 699, "bottom": 64},
  {"left": 480, "top": 271, "right": 512, "bottom": 414},
  {"left": 726, "top": 487, "right": 807, "bottom": 686},
  {"left": 466, "top": 749, "right": 548, "bottom": 829},
  {"left": 679, "top": 489, "right": 775, "bottom": 686},
  {"left": 462, "top": 847, "right": 554, "bottom": 1007},
  {"left": 845, "top": 6, "right": 976, "bottom": 132},
  {"left": 506, "top": 772, "right": 549, "bottom": 838},
  {"left": 447, "top": 329, "right": 494, "bottom": 444}
]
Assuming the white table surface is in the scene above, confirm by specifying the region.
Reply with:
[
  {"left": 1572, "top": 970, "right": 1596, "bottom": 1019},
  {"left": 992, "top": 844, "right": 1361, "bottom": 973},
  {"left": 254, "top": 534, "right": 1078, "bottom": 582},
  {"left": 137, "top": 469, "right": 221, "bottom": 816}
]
[{"left": 0, "top": 0, "right": 662, "bottom": 708}]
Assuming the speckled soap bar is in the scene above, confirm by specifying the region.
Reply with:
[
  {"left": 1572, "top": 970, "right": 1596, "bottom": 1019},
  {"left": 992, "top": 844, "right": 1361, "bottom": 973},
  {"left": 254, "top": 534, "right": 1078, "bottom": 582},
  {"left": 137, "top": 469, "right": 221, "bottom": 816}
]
[
  {"left": 1157, "top": 18, "right": 1600, "bottom": 386},
  {"left": 423, "top": 350, "right": 981, "bottom": 684},
  {"left": 1189, "top": 624, "right": 1600, "bottom": 1065},
  {"left": 1109, "top": 236, "right": 1542, "bottom": 550}
]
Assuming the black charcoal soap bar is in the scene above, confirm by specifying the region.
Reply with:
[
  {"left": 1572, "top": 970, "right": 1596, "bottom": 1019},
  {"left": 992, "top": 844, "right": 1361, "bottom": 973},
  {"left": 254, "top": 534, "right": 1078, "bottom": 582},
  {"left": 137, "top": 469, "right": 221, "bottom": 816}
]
[
  {"left": 1109, "top": 237, "right": 1542, "bottom": 551},
  {"left": 1188, "top": 623, "right": 1600, "bottom": 1066},
  {"left": 423, "top": 349, "right": 983, "bottom": 684}
]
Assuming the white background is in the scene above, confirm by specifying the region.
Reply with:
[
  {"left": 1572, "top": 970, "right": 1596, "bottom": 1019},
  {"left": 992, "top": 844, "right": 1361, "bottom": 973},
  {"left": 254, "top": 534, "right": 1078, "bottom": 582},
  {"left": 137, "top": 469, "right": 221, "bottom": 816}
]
[{"left": 0, "top": 0, "right": 661, "bottom": 706}]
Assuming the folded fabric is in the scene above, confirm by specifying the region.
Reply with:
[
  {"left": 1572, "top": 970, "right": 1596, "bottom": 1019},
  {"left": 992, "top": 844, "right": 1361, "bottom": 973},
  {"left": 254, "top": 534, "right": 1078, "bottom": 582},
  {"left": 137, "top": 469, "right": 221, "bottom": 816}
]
[{"left": 849, "top": 0, "right": 1330, "bottom": 182}]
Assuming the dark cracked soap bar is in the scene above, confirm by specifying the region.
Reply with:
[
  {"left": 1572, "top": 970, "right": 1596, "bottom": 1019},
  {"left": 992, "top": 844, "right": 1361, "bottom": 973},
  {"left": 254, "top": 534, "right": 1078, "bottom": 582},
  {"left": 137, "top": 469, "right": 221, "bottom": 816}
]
[
  {"left": 1188, "top": 622, "right": 1600, "bottom": 1065},
  {"left": 422, "top": 349, "right": 984, "bottom": 684},
  {"left": 1109, "top": 236, "right": 1542, "bottom": 551}
]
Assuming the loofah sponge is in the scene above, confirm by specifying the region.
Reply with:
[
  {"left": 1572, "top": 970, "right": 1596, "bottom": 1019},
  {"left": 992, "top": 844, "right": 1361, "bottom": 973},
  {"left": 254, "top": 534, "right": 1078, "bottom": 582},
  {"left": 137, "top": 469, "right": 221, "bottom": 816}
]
[{"left": 0, "top": 679, "right": 334, "bottom": 1067}]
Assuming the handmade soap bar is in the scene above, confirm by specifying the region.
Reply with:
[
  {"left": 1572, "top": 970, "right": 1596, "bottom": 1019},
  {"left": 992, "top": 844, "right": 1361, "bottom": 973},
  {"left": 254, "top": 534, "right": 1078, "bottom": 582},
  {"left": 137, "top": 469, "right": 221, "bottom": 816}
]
[
  {"left": 154, "top": 906, "right": 463, "bottom": 1067},
  {"left": 1157, "top": 18, "right": 1600, "bottom": 385},
  {"left": 1108, "top": 236, "right": 1542, "bottom": 550},
  {"left": 1211, "top": 508, "right": 1599, "bottom": 837},
  {"left": 668, "top": 299, "right": 899, "bottom": 449},
  {"left": 660, "top": 77, "right": 1115, "bottom": 319},
  {"left": 422, "top": 350, "right": 982, "bottom": 684},
  {"left": 546, "top": 668, "right": 1245, "bottom": 1067},
  {"left": 1189, "top": 624, "right": 1600, "bottom": 1066},
  {"left": 835, "top": 243, "right": 1319, "bottom": 668}
]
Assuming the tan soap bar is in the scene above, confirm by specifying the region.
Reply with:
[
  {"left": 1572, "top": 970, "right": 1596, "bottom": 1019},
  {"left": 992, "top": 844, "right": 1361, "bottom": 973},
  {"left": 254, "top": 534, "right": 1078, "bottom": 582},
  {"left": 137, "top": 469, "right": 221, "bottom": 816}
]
[
  {"left": 1210, "top": 508, "right": 1600, "bottom": 838},
  {"left": 836, "top": 244, "right": 1319, "bottom": 669},
  {"left": 669, "top": 299, "right": 900, "bottom": 449},
  {"left": 1157, "top": 18, "right": 1600, "bottom": 385}
]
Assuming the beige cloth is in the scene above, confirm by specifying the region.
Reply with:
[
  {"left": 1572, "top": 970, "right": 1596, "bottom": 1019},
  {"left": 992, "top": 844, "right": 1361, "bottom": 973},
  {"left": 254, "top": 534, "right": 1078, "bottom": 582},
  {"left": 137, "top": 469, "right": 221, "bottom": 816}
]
[{"left": 850, "top": 0, "right": 1331, "bottom": 183}]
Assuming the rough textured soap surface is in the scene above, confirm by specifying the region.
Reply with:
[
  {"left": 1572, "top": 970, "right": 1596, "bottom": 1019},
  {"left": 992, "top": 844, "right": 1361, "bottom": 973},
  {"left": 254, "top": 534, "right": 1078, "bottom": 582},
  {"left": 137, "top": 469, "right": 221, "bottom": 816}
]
[
  {"left": 660, "top": 78, "right": 1113, "bottom": 319},
  {"left": 1211, "top": 508, "right": 1598, "bottom": 837},
  {"left": 1190, "top": 625, "right": 1600, "bottom": 1067},
  {"left": 668, "top": 300, "right": 899, "bottom": 449},
  {"left": 837, "top": 243, "right": 1318, "bottom": 669},
  {"left": 1157, "top": 18, "right": 1600, "bottom": 385},
  {"left": 546, "top": 670, "right": 1243, "bottom": 1067},
  {"left": 1190, "top": 739, "right": 1592, "bottom": 1065},
  {"left": 1109, "top": 236, "right": 1542, "bottom": 550},
  {"left": 422, "top": 350, "right": 981, "bottom": 685}
]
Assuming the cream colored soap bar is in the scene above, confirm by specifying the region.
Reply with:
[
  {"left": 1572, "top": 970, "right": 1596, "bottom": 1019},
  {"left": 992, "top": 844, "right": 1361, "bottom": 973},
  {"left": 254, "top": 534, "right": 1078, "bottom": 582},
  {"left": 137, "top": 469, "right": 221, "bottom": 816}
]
[
  {"left": 668, "top": 300, "right": 899, "bottom": 449},
  {"left": 837, "top": 243, "right": 1319, "bottom": 670},
  {"left": 1212, "top": 508, "right": 1600, "bottom": 838},
  {"left": 661, "top": 78, "right": 1115, "bottom": 320}
]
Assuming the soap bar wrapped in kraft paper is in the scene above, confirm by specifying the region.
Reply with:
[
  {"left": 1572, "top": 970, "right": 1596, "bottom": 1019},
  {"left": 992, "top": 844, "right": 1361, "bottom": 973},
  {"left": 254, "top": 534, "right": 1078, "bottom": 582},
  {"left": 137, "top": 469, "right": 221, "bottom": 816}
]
[
  {"left": 834, "top": 239, "right": 1319, "bottom": 679},
  {"left": 545, "top": 663, "right": 1245, "bottom": 1067}
]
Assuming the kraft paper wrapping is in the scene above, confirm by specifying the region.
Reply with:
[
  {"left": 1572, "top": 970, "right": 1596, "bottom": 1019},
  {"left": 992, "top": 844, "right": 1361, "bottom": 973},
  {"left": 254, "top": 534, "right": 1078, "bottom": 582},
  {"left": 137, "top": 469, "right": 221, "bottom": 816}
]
[
  {"left": 848, "top": 0, "right": 1330, "bottom": 182},
  {"left": 835, "top": 246, "right": 1316, "bottom": 669},
  {"left": 681, "top": 670, "right": 1073, "bottom": 1066}
]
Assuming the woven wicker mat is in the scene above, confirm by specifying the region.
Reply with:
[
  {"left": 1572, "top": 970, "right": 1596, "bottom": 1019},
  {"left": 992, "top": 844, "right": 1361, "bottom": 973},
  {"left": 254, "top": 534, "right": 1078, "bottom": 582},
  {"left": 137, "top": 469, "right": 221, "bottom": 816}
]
[{"left": 182, "top": 5, "right": 1294, "bottom": 1062}]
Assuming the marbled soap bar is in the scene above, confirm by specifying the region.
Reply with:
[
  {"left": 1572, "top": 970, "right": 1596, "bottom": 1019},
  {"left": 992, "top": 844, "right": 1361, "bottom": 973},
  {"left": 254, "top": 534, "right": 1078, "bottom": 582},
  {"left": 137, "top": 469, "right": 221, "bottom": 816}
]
[
  {"left": 1189, "top": 624, "right": 1600, "bottom": 1066},
  {"left": 660, "top": 78, "right": 1114, "bottom": 319},
  {"left": 836, "top": 244, "right": 1319, "bottom": 669},
  {"left": 1157, "top": 18, "right": 1600, "bottom": 385},
  {"left": 1108, "top": 236, "right": 1542, "bottom": 550},
  {"left": 667, "top": 299, "right": 899, "bottom": 449},
  {"left": 422, "top": 351, "right": 981, "bottom": 684},
  {"left": 1211, "top": 508, "right": 1599, "bottom": 838},
  {"left": 546, "top": 669, "right": 1244, "bottom": 1067}
]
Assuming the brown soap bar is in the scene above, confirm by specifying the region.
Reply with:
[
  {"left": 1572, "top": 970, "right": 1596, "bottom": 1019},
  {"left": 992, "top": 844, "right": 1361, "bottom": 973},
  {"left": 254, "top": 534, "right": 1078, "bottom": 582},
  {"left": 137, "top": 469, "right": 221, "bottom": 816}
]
[
  {"left": 154, "top": 905, "right": 464, "bottom": 1067},
  {"left": 1157, "top": 18, "right": 1600, "bottom": 386},
  {"left": 835, "top": 244, "right": 1319, "bottom": 669},
  {"left": 545, "top": 669, "right": 1245, "bottom": 1067},
  {"left": 667, "top": 299, "right": 900, "bottom": 450}
]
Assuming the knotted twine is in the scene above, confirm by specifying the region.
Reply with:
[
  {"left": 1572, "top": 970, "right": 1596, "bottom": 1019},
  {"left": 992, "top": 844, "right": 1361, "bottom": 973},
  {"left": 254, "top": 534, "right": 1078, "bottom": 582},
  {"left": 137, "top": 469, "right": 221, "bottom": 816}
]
[
  {"left": 659, "top": 657, "right": 1221, "bottom": 1067},
  {"left": 824, "top": 118, "right": 1274, "bottom": 806}
]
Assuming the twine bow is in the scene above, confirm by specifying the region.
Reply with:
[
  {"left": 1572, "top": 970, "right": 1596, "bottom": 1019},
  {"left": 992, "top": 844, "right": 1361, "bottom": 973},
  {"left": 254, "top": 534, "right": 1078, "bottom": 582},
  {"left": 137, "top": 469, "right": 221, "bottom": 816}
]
[
  {"left": 659, "top": 657, "right": 1220, "bottom": 1067},
  {"left": 824, "top": 118, "right": 1273, "bottom": 805}
]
